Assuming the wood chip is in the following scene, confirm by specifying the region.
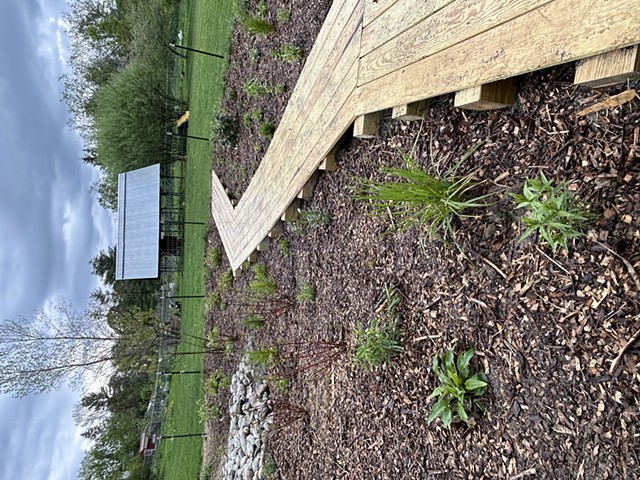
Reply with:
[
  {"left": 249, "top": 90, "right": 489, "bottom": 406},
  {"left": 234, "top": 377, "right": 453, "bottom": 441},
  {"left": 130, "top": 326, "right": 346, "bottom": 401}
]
[{"left": 577, "top": 89, "right": 637, "bottom": 116}]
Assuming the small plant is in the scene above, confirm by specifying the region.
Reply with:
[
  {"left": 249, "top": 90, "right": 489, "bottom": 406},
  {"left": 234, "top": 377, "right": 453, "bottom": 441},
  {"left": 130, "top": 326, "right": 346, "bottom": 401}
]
[
  {"left": 270, "top": 44, "right": 302, "bottom": 63},
  {"left": 242, "top": 314, "right": 265, "bottom": 329},
  {"left": 296, "top": 282, "right": 315, "bottom": 303},
  {"left": 276, "top": 8, "right": 290, "bottom": 22},
  {"left": 204, "top": 369, "right": 231, "bottom": 397},
  {"left": 249, "top": 46, "right": 261, "bottom": 64},
  {"left": 278, "top": 239, "right": 290, "bottom": 257},
  {"left": 210, "top": 113, "right": 239, "bottom": 148},
  {"left": 252, "top": 108, "right": 263, "bottom": 121},
  {"left": 254, "top": 144, "right": 263, "bottom": 152},
  {"left": 218, "top": 269, "right": 234, "bottom": 291},
  {"left": 354, "top": 145, "right": 494, "bottom": 243},
  {"left": 206, "top": 326, "right": 236, "bottom": 355},
  {"left": 243, "top": 112, "right": 252, "bottom": 127},
  {"left": 428, "top": 348, "right": 488, "bottom": 427},
  {"left": 242, "top": 15, "right": 274, "bottom": 35},
  {"left": 249, "top": 263, "right": 278, "bottom": 298},
  {"left": 205, "top": 246, "right": 222, "bottom": 269},
  {"left": 247, "top": 346, "right": 279, "bottom": 366},
  {"left": 205, "top": 291, "right": 225, "bottom": 313},
  {"left": 354, "top": 286, "right": 403, "bottom": 370},
  {"left": 199, "top": 401, "right": 224, "bottom": 422},
  {"left": 287, "top": 209, "right": 331, "bottom": 234},
  {"left": 271, "top": 377, "right": 289, "bottom": 392},
  {"left": 259, "top": 121, "right": 276, "bottom": 138},
  {"left": 244, "top": 78, "right": 270, "bottom": 97},
  {"left": 511, "top": 172, "right": 597, "bottom": 253},
  {"left": 273, "top": 83, "right": 286, "bottom": 94},
  {"left": 256, "top": 0, "right": 268, "bottom": 17}
]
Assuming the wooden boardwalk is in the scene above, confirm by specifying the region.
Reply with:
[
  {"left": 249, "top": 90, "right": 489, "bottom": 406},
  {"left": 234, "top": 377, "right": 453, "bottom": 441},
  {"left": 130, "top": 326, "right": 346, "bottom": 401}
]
[{"left": 211, "top": 0, "right": 640, "bottom": 272}]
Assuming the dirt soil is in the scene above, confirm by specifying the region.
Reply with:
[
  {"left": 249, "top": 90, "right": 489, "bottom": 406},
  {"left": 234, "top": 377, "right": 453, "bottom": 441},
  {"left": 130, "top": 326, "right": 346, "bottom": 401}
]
[{"left": 202, "top": 2, "right": 640, "bottom": 479}]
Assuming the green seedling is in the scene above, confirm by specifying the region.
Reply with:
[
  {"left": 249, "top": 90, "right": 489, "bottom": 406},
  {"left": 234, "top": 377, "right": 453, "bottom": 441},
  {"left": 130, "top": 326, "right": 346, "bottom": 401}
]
[{"left": 428, "top": 348, "right": 488, "bottom": 427}]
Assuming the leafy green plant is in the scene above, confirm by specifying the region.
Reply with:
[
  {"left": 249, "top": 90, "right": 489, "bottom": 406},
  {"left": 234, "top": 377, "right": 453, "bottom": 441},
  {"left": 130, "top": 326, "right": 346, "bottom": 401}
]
[
  {"left": 249, "top": 46, "right": 261, "bottom": 63},
  {"left": 259, "top": 121, "right": 275, "bottom": 138},
  {"left": 243, "top": 112, "right": 252, "bottom": 127},
  {"left": 354, "top": 287, "right": 403, "bottom": 370},
  {"left": 249, "top": 263, "right": 278, "bottom": 298},
  {"left": 278, "top": 239, "right": 290, "bottom": 257},
  {"left": 256, "top": 0, "right": 268, "bottom": 17},
  {"left": 198, "top": 401, "right": 224, "bottom": 422},
  {"left": 252, "top": 108, "right": 263, "bottom": 121},
  {"left": 244, "top": 79, "right": 270, "bottom": 97},
  {"left": 511, "top": 172, "right": 597, "bottom": 253},
  {"left": 242, "top": 15, "right": 274, "bottom": 35},
  {"left": 273, "top": 83, "right": 286, "bottom": 94},
  {"left": 206, "top": 326, "right": 236, "bottom": 355},
  {"left": 218, "top": 269, "right": 234, "bottom": 291},
  {"left": 276, "top": 8, "right": 290, "bottom": 21},
  {"left": 210, "top": 113, "right": 238, "bottom": 148},
  {"left": 247, "top": 346, "right": 279, "bottom": 366},
  {"left": 296, "top": 282, "right": 315, "bottom": 303},
  {"left": 271, "top": 377, "right": 289, "bottom": 392},
  {"left": 428, "top": 348, "right": 488, "bottom": 427},
  {"left": 205, "top": 246, "right": 222, "bottom": 269},
  {"left": 204, "top": 369, "right": 231, "bottom": 397},
  {"left": 242, "top": 314, "right": 265, "bottom": 329},
  {"left": 287, "top": 209, "right": 331, "bottom": 234},
  {"left": 270, "top": 44, "right": 302, "bottom": 63},
  {"left": 354, "top": 145, "right": 494, "bottom": 243},
  {"left": 205, "top": 291, "right": 225, "bottom": 313}
]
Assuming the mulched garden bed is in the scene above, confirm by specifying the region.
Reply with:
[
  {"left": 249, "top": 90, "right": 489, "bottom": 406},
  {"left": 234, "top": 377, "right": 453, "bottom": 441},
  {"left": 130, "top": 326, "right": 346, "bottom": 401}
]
[{"left": 202, "top": 2, "right": 640, "bottom": 479}]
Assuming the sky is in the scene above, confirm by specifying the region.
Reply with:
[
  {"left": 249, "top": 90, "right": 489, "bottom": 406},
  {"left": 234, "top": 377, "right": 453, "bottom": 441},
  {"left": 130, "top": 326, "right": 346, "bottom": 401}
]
[{"left": 0, "top": 0, "right": 115, "bottom": 478}]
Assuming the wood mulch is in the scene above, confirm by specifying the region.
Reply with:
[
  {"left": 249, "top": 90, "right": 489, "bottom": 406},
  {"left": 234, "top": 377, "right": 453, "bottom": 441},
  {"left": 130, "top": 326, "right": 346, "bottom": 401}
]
[{"left": 202, "top": 2, "right": 640, "bottom": 478}]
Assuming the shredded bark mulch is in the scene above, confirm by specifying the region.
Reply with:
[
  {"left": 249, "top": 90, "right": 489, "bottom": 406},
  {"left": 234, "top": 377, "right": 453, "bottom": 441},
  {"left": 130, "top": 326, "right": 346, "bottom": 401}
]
[{"left": 202, "top": 2, "right": 640, "bottom": 479}]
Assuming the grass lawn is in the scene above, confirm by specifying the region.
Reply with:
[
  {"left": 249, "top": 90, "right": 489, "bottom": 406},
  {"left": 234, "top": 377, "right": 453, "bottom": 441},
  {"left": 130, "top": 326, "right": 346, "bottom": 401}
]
[{"left": 157, "top": 0, "right": 237, "bottom": 479}]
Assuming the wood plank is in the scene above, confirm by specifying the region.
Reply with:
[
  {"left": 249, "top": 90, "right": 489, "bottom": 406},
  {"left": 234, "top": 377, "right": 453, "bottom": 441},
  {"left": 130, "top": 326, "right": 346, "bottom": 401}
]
[
  {"left": 454, "top": 79, "right": 517, "bottom": 110},
  {"left": 392, "top": 100, "right": 431, "bottom": 121},
  {"left": 575, "top": 45, "right": 640, "bottom": 88},
  {"left": 268, "top": 221, "right": 283, "bottom": 238},
  {"left": 297, "top": 171, "right": 319, "bottom": 200},
  {"left": 281, "top": 200, "right": 301, "bottom": 222},
  {"left": 363, "top": 0, "right": 399, "bottom": 27},
  {"left": 319, "top": 145, "right": 338, "bottom": 171},
  {"left": 360, "top": 0, "right": 453, "bottom": 56},
  {"left": 358, "top": 0, "right": 552, "bottom": 86},
  {"left": 354, "top": 0, "right": 640, "bottom": 115},
  {"left": 235, "top": 0, "right": 363, "bottom": 215},
  {"left": 353, "top": 112, "right": 381, "bottom": 138}
]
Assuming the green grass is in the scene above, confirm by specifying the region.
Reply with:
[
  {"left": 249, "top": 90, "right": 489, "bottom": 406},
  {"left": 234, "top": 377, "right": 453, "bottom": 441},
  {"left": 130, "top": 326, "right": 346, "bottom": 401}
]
[{"left": 156, "top": 0, "right": 237, "bottom": 479}]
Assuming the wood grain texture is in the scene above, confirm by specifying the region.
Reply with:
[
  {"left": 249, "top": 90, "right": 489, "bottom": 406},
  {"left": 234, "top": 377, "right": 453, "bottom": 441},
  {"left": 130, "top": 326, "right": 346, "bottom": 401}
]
[{"left": 575, "top": 45, "right": 640, "bottom": 88}]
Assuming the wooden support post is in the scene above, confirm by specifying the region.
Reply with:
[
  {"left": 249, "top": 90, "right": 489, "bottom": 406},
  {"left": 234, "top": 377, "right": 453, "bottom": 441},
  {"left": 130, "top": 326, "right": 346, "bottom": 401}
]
[
  {"left": 248, "top": 250, "right": 258, "bottom": 263},
  {"left": 574, "top": 45, "right": 640, "bottom": 88},
  {"left": 319, "top": 146, "right": 338, "bottom": 172},
  {"left": 268, "top": 221, "right": 283, "bottom": 238},
  {"left": 257, "top": 236, "right": 270, "bottom": 252},
  {"left": 391, "top": 100, "right": 431, "bottom": 121},
  {"left": 297, "top": 172, "right": 319, "bottom": 200},
  {"left": 353, "top": 112, "right": 381, "bottom": 138},
  {"left": 454, "top": 79, "right": 517, "bottom": 111},
  {"left": 281, "top": 199, "right": 301, "bottom": 222}
]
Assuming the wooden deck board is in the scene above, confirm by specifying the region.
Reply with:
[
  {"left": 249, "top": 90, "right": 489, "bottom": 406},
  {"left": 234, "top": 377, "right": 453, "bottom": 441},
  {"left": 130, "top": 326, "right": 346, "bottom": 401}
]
[{"left": 210, "top": 0, "right": 640, "bottom": 271}]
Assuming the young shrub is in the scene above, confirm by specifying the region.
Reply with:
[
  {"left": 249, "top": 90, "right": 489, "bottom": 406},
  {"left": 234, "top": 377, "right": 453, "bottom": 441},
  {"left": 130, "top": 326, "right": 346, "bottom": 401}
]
[
  {"left": 247, "top": 346, "right": 279, "bottom": 366},
  {"left": 206, "top": 326, "right": 236, "bottom": 356},
  {"left": 259, "top": 121, "right": 276, "bottom": 138},
  {"left": 278, "top": 239, "right": 290, "bottom": 257},
  {"left": 354, "top": 145, "right": 494, "bottom": 243},
  {"left": 249, "top": 263, "right": 278, "bottom": 298},
  {"left": 244, "top": 79, "right": 270, "bottom": 97},
  {"left": 249, "top": 46, "right": 261, "bottom": 64},
  {"left": 287, "top": 209, "right": 331, "bottom": 234},
  {"left": 204, "top": 369, "right": 231, "bottom": 397},
  {"left": 205, "top": 291, "right": 225, "bottom": 313},
  {"left": 251, "top": 108, "right": 263, "bottom": 122},
  {"left": 428, "top": 348, "right": 488, "bottom": 427},
  {"left": 242, "top": 16, "right": 274, "bottom": 35},
  {"left": 511, "top": 172, "right": 598, "bottom": 253},
  {"left": 210, "top": 113, "right": 238, "bottom": 148},
  {"left": 242, "top": 314, "right": 265, "bottom": 329},
  {"left": 354, "top": 286, "right": 403, "bottom": 370},
  {"left": 218, "top": 269, "right": 234, "bottom": 291},
  {"left": 296, "top": 282, "right": 315, "bottom": 304},
  {"left": 205, "top": 246, "right": 222, "bottom": 269},
  {"left": 270, "top": 44, "right": 302, "bottom": 63},
  {"left": 276, "top": 8, "right": 290, "bottom": 22}
]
